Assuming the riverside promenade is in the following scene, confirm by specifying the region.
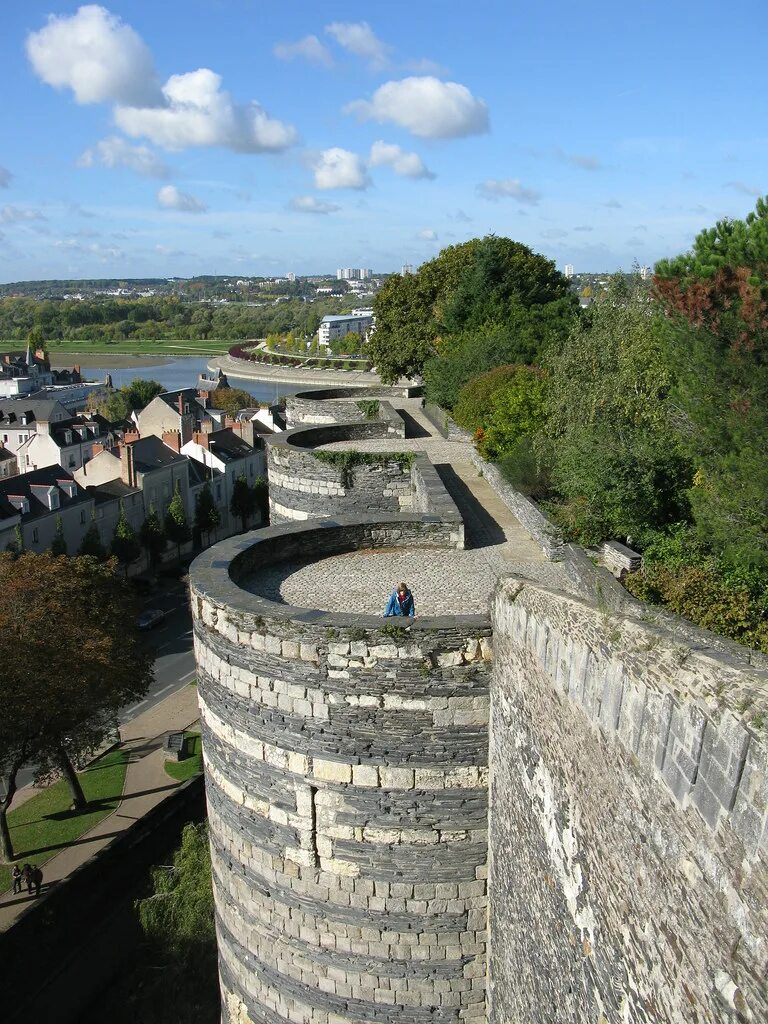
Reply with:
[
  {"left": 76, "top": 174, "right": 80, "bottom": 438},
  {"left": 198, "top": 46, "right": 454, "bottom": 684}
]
[
  {"left": 0, "top": 684, "right": 200, "bottom": 930},
  {"left": 209, "top": 352, "right": 389, "bottom": 389}
]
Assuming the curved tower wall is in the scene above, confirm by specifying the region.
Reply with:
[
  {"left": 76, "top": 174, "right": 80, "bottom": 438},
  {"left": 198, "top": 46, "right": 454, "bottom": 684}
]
[
  {"left": 191, "top": 518, "right": 490, "bottom": 1024},
  {"left": 266, "top": 416, "right": 410, "bottom": 525}
]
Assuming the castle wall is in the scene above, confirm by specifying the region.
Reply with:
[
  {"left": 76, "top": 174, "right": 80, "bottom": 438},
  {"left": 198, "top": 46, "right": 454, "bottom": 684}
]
[
  {"left": 266, "top": 414, "right": 415, "bottom": 525},
  {"left": 190, "top": 518, "right": 491, "bottom": 1024},
  {"left": 489, "top": 577, "right": 768, "bottom": 1024},
  {"left": 286, "top": 386, "right": 421, "bottom": 428}
]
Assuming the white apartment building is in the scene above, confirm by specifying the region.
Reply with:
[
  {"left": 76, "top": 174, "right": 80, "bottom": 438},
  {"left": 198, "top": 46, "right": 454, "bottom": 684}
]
[
  {"left": 564, "top": 264, "right": 574, "bottom": 278},
  {"left": 318, "top": 313, "right": 375, "bottom": 348},
  {"left": 336, "top": 268, "right": 373, "bottom": 281}
]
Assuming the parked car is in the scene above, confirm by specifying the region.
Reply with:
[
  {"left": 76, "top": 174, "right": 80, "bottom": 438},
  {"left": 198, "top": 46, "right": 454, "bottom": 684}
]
[{"left": 137, "top": 608, "right": 165, "bottom": 631}]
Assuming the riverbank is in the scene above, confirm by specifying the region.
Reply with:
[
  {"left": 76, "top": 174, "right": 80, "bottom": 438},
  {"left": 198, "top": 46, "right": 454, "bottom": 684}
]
[
  {"left": 49, "top": 352, "right": 173, "bottom": 369},
  {"left": 208, "top": 353, "right": 388, "bottom": 389}
]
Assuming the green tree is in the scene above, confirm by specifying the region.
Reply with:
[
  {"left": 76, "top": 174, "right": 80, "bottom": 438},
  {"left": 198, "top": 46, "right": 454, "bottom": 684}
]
[
  {"left": 139, "top": 504, "right": 166, "bottom": 570},
  {"left": 655, "top": 197, "right": 768, "bottom": 569},
  {"left": 111, "top": 502, "right": 141, "bottom": 576},
  {"left": 165, "top": 483, "right": 191, "bottom": 562},
  {"left": 542, "top": 274, "right": 691, "bottom": 544},
  {"left": 370, "top": 236, "right": 575, "bottom": 386},
  {"left": 51, "top": 514, "right": 68, "bottom": 556},
  {"left": 124, "top": 379, "right": 164, "bottom": 410},
  {"left": 0, "top": 552, "right": 153, "bottom": 850},
  {"left": 78, "top": 511, "right": 107, "bottom": 560},
  {"left": 210, "top": 386, "right": 257, "bottom": 416},
  {"left": 475, "top": 367, "right": 548, "bottom": 461},
  {"left": 92, "top": 388, "right": 132, "bottom": 423},
  {"left": 230, "top": 473, "right": 256, "bottom": 531},
  {"left": 194, "top": 483, "right": 220, "bottom": 547}
]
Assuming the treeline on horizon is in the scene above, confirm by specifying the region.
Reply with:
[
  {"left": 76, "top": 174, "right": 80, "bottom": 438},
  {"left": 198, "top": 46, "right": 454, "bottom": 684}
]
[
  {"left": 369, "top": 204, "right": 768, "bottom": 654},
  {"left": 0, "top": 294, "right": 353, "bottom": 344}
]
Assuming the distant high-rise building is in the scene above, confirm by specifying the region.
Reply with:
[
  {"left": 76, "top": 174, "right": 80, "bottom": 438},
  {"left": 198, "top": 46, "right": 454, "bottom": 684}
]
[
  {"left": 564, "top": 264, "right": 574, "bottom": 278},
  {"left": 401, "top": 264, "right": 415, "bottom": 276},
  {"left": 337, "top": 268, "right": 372, "bottom": 281},
  {"left": 286, "top": 272, "right": 296, "bottom": 282},
  {"left": 639, "top": 265, "right": 652, "bottom": 281}
]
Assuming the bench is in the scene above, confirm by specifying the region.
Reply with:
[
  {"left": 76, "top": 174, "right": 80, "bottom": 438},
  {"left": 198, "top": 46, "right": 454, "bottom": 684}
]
[
  {"left": 601, "top": 541, "right": 642, "bottom": 578},
  {"left": 163, "top": 731, "right": 186, "bottom": 762}
]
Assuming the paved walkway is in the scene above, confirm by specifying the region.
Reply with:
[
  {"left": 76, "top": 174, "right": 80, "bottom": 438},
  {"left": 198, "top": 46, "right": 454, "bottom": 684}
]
[
  {"left": 210, "top": 354, "right": 388, "bottom": 389},
  {"left": 249, "top": 400, "right": 569, "bottom": 613},
  {"left": 0, "top": 684, "right": 200, "bottom": 930}
]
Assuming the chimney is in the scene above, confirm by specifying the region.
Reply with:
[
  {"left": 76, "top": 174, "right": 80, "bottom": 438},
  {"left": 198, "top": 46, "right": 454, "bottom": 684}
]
[
  {"left": 180, "top": 414, "right": 193, "bottom": 446},
  {"left": 123, "top": 428, "right": 140, "bottom": 444},
  {"left": 120, "top": 442, "right": 137, "bottom": 488},
  {"left": 193, "top": 431, "right": 209, "bottom": 450},
  {"left": 177, "top": 394, "right": 185, "bottom": 415},
  {"left": 163, "top": 430, "right": 182, "bottom": 453},
  {"left": 90, "top": 442, "right": 105, "bottom": 458}
]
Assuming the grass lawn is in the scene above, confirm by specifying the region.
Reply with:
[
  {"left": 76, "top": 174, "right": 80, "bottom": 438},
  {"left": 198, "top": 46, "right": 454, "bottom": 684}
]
[
  {"left": 43, "top": 339, "right": 234, "bottom": 356},
  {"left": 0, "top": 747, "right": 129, "bottom": 894},
  {"left": 164, "top": 733, "right": 203, "bottom": 782}
]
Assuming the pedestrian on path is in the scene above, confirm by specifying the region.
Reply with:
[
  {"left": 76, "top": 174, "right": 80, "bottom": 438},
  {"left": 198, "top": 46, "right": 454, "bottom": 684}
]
[
  {"left": 384, "top": 582, "right": 415, "bottom": 618},
  {"left": 30, "top": 865, "right": 43, "bottom": 897},
  {"left": 11, "top": 865, "right": 22, "bottom": 894}
]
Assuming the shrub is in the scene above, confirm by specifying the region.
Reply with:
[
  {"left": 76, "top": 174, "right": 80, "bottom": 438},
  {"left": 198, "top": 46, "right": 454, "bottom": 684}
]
[
  {"left": 477, "top": 366, "right": 547, "bottom": 460},
  {"left": 453, "top": 365, "right": 523, "bottom": 434},
  {"left": 498, "top": 436, "right": 551, "bottom": 499}
]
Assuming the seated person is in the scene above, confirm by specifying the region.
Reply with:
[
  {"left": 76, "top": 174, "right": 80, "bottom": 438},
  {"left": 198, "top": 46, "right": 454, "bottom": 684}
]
[{"left": 384, "top": 582, "right": 415, "bottom": 618}]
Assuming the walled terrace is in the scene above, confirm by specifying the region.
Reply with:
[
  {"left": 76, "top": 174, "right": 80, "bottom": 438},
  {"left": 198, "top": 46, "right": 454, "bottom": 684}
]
[{"left": 191, "top": 388, "right": 768, "bottom": 1024}]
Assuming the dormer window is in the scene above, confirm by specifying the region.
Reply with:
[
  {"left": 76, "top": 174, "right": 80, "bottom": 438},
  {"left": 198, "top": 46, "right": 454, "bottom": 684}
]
[
  {"left": 64, "top": 429, "right": 73, "bottom": 445},
  {"left": 58, "top": 480, "right": 77, "bottom": 499},
  {"left": 8, "top": 495, "right": 29, "bottom": 515},
  {"left": 49, "top": 491, "right": 60, "bottom": 510}
]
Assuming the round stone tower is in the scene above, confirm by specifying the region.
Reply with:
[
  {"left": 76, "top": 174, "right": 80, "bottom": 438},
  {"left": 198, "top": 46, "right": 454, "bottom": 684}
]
[{"left": 190, "top": 516, "right": 490, "bottom": 1024}]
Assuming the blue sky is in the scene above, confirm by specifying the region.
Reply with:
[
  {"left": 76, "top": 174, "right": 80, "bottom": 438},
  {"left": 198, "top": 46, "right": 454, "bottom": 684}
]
[{"left": 1, "top": 1, "right": 766, "bottom": 281}]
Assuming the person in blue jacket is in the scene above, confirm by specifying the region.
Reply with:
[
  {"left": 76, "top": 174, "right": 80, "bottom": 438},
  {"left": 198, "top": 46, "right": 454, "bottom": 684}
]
[{"left": 384, "top": 581, "right": 415, "bottom": 618}]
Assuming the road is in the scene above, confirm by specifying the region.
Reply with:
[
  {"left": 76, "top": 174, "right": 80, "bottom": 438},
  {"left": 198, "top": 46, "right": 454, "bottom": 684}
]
[{"left": 13, "top": 580, "right": 195, "bottom": 792}]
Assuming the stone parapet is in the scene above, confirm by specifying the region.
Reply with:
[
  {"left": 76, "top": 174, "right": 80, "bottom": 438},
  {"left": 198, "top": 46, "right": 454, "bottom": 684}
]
[
  {"left": 190, "top": 519, "right": 491, "bottom": 1024},
  {"left": 286, "top": 386, "right": 422, "bottom": 428},
  {"left": 489, "top": 576, "right": 768, "bottom": 1024}
]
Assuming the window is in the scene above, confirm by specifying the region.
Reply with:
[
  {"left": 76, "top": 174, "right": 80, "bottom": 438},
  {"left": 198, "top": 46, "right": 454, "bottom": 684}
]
[
  {"left": 80, "top": 509, "right": 86, "bottom": 524},
  {"left": 32, "top": 528, "right": 38, "bottom": 543},
  {"left": 249, "top": 464, "right": 254, "bottom": 476},
  {"left": 216, "top": 484, "right": 221, "bottom": 501}
]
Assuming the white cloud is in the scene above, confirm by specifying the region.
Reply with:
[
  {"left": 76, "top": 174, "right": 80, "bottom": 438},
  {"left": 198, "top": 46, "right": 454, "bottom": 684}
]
[
  {"left": 405, "top": 58, "right": 449, "bottom": 76},
  {"left": 726, "top": 181, "right": 761, "bottom": 197},
  {"left": 417, "top": 228, "right": 438, "bottom": 241},
  {"left": 451, "top": 209, "right": 472, "bottom": 223},
  {"left": 603, "top": 199, "right": 623, "bottom": 209},
  {"left": 476, "top": 179, "right": 541, "bottom": 205},
  {"left": 290, "top": 196, "right": 341, "bottom": 214},
  {"left": 274, "top": 35, "right": 333, "bottom": 68},
  {"left": 115, "top": 69, "right": 297, "bottom": 153},
  {"left": 78, "top": 136, "right": 171, "bottom": 177},
  {"left": 369, "top": 141, "right": 435, "bottom": 180},
  {"left": 0, "top": 167, "right": 12, "bottom": 188},
  {"left": 26, "top": 4, "right": 161, "bottom": 106},
  {"left": 346, "top": 77, "right": 489, "bottom": 139},
  {"left": 312, "top": 148, "right": 370, "bottom": 190},
  {"left": 326, "top": 22, "right": 389, "bottom": 69},
  {"left": 0, "top": 206, "right": 46, "bottom": 224},
  {"left": 156, "top": 185, "right": 207, "bottom": 213}
]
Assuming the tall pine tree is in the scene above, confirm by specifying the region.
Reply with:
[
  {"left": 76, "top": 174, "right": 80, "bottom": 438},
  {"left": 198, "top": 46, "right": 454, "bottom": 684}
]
[
  {"left": 140, "top": 503, "right": 166, "bottom": 570},
  {"left": 194, "top": 482, "right": 220, "bottom": 547},
  {"left": 111, "top": 501, "right": 141, "bottom": 576},
  {"left": 165, "top": 483, "right": 191, "bottom": 562}
]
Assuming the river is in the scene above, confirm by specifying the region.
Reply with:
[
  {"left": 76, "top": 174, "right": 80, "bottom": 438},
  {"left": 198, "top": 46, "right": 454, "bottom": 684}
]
[{"left": 57, "top": 355, "right": 302, "bottom": 405}]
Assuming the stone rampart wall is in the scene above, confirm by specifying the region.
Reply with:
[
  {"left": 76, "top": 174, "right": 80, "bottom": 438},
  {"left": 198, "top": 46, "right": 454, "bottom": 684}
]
[
  {"left": 286, "top": 386, "right": 419, "bottom": 427},
  {"left": 489, "top": 576, "right": 768, "bottom": 1024},
  {"left": 190, "top": 520, "right": 491, "bottom": 1024},
  {"left": 265, "top": 415, "right": 465, "bottom": 539}
]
